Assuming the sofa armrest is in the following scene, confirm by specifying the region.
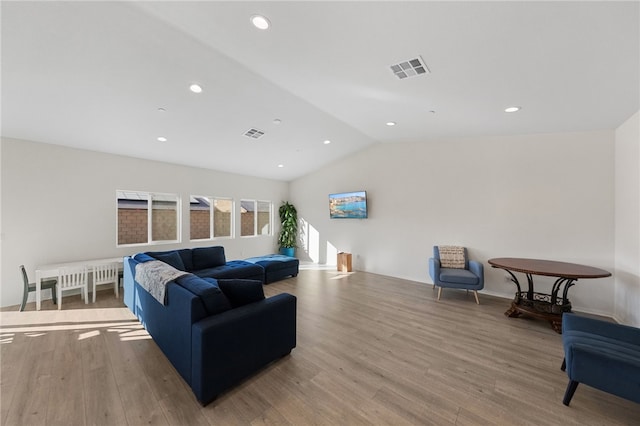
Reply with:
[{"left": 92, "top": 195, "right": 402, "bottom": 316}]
[
  {"left": 191, "top": 293, "right": 296, "bottom": 404},
  {"left": 468, "top": 260, "right": 484, "bottom": 288},
  {"left": 566, "top": 343, "right": 640, "bottom": 377},
  {"left": 123, "top": 256, "right": 137, "bottom": 313},
  {"left": 134, "top": 282, "right": 207, "bottom": 386},
  {"left": 428, "top": 258, "right": 440, "bottom": 284}
]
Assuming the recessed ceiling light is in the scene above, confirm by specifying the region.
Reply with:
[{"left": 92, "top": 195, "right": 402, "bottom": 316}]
[
  {"left": 504, "top": 106, "right": 521, "bottom": 113},
  {"left": 386, "top": 121, "right": 396, "bottom": 126},
  {"left": 157, "top": 107, "right": 166, "bottom": 112},
  {"left": 157, "top": 136, "right": 167, "bottom": 142},
  {"left": 251, "top": 15, "right": 270, "bottom": 30},
  {"left": 323, "top": 140, "right": 331, "bottom": 145},
  {"left": 277, "top": 164, "right": 284, "bottom": 168},
  {"left": 273, "top": 118, "right": 282, "bottom": 125},
  {"left": 189, "top": 84, "right": 203, "bottom": 93}
]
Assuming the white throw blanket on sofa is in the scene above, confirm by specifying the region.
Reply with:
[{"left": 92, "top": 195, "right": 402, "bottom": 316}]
[{"left": 135, "top": 260, "right": 188, "bottom": 305}]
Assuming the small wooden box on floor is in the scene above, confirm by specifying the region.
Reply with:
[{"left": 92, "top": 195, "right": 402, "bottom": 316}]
[{"left": 337, "top": 252, "right": 352, "bottom": 272}]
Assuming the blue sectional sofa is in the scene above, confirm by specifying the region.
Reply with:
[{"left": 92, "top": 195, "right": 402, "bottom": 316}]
[
  {"left": 561, "top": 313, "right": 640, "bottom": 406},
  {"left": 123, "top": 251, "right": 297, "bottom": 405},
  {"left": 146, "top": 246, "right": 264, "bottom": 282}
]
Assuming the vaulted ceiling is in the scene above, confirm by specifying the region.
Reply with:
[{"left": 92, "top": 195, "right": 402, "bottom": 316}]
[{"left": 2, "top": 1, "right": 638, "bottom": 181}]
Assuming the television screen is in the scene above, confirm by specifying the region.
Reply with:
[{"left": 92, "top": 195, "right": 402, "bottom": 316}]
[{"left": 329, "top": 191, "right": 368, "bottom": 219}]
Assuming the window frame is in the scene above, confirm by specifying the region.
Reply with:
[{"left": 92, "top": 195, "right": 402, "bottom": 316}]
[
  {"left": 116, "top": 190, "right": 181, "bottom": 247},
  {"left": 256, "top": 200, "right": 273, "bottom": 236},
  {"left": 240, "top": 199, "right": 273, "bottom": 238},
  {"left": 189, "top": 195, "right": 235, "bottom": 241}
]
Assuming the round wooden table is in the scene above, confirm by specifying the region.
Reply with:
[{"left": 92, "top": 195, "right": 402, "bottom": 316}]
[{"left": 488, "top": 258, "right": 611, "bottom": 333}]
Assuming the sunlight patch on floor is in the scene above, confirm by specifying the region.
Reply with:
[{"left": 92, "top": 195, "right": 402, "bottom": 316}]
[
  {"left": 330, "top": 272, "right": 356, "bottom": 280},
  {"left": 0, "top": 306, "right": 146, "bottom": 343},
  {"left": 0, "top": 307, "right": 136, "bottom": 326},
  {"left": 79, "top": 329, "right": 101, "bottom": 340},
  {"left": 299, "top": 262, "right": 339, "bottom": 271}
]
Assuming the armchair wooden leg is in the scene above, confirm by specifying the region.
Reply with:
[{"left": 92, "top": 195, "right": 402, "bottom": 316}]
[
  {"left": 473, "top": 290, "right": 480, "bottom": 305},
  {"left": 437, "top": 287, "right": 442, "bottom": 301}
]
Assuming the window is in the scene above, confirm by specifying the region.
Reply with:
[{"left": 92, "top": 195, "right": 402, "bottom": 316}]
[
  {"left": 257, "top": 201, "right": 272, "bottom": 236},
  {"left": 213, "top": 198, "right": 233, "bottom": 238},
  {"left": 117, "top": 191, "right": 180, "bottom": 246},
  {"left": 190, "top": 196, "right": 210, "bottom": 240},
  {"left": 240, "top": 199, "right": 272, "bottom": 237},
  {"left": 240, "top": 200, "right": 254, "bottom": 237},
  {"left": 117, "top": 191, "right": 148, "bottom": 245},
  {"left": 152, "top": 195, "right": 179, "bottom": 241},
  {"left": 190, "top": 196, "right": 234, "bottom": 240}
]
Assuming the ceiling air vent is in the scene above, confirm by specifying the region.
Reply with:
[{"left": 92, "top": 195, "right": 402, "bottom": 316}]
[
  {"left": 243, "top": 128, "right": 265, "bottom": 139},
  {"left": 390, "top": 56, "right": 430, "bottom": 79}
]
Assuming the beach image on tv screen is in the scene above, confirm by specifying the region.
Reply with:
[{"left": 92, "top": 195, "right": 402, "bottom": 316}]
[{"left": 329, "top": 191, "right": 367, "bottom": 219}]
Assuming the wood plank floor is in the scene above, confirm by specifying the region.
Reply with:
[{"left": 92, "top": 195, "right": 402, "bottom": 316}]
[{"left": 2, "top": 269, "right": 639, "bottom": 425}]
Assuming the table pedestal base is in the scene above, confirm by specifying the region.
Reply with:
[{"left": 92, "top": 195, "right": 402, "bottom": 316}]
[{"left": 505, "top": 292, "right": 569, "bottom": 333}]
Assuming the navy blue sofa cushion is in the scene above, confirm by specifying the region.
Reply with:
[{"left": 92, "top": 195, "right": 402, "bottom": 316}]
[
  {"left": 133, "top": 253, "right": 156, "bottom": 263},
  {"left": 176, "top": 275, "right": 231, "bottom": 316},
  {"left": 192, "top": 246, "right": 226, "bottom": 270},
  {"left": 217, "top": 279, "right": 265, "bottom": 308},
  {"left": 176, "top": 248, "right": 194, "bottom": 271},
  {"left": 142, "top": 246, "right": 265, "bottom": 283},
  {"left": 195, "top": 260, "right": 264, "bottom": 281},
  {"left": 148, "top": 250, "right": 185, "bottom": 270}
]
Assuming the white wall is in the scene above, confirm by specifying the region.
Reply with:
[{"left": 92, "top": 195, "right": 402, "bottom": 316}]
[
  {"left": 0, "top": 138, "right": 288, "bottom": 307},
  {"left": 4, "top": 128, "right": 628, "bottom": 319},
  {"left": 614, "top": 111, "right": 640, "bottom": 326},
  {"left": 290, "top": 130, "right": 616, "bottom": 316}
]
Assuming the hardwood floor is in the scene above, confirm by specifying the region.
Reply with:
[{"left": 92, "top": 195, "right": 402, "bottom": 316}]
[{"left": 1, "top": 269, "right": 639, "bottom": 425}]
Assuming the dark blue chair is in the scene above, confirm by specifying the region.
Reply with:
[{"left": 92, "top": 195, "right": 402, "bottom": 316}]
[{"left": 561, "top": 313, "right": 640, "bottom": 406}]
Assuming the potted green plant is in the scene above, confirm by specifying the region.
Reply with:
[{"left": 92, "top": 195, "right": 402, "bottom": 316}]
[{"left": 277, "top": 201, "right": 298, "bottom": 257}]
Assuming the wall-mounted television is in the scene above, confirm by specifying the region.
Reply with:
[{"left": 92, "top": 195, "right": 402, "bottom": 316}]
[{"left": 329, "top": 191, "right": 368, "bottom": 219}]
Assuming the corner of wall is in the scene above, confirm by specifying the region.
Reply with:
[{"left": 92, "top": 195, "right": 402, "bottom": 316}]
[{"left": 614, "top": 110, "right": 640, "bottom": 327}]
